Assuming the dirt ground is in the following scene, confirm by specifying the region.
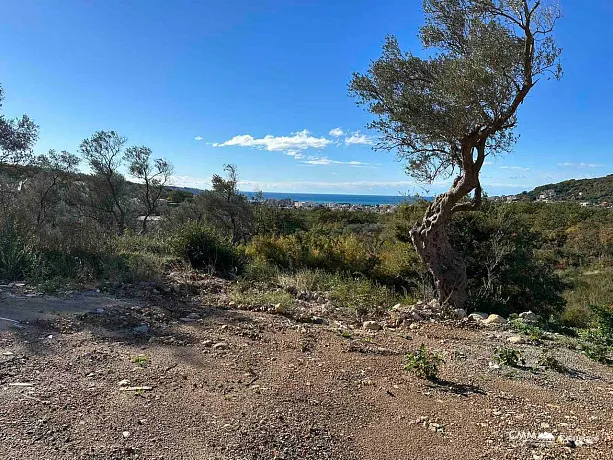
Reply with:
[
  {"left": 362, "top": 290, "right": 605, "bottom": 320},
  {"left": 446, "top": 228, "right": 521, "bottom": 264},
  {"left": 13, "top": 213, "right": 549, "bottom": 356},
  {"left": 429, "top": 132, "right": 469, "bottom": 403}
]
[{"left": 1, "top": 282, "right": 612, "bottom": 460}]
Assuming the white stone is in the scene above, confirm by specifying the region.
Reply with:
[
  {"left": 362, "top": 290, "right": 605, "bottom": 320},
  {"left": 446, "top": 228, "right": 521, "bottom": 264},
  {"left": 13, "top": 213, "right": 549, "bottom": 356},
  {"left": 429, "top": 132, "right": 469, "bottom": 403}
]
[
  {"left": 468, "top": 312, "right": 488, "bottom": 321},
  {"left": 483, "top": 314, "right": 507, "bottom": 325},
  {"left": 362, "top": 321, "right": 382, "bottom": 331},
  {"left": 507, "top": 336, "right": 525, "bottom": 344},
  {"left": 519, "top": 311, "right": 538, "bottom": 322}
]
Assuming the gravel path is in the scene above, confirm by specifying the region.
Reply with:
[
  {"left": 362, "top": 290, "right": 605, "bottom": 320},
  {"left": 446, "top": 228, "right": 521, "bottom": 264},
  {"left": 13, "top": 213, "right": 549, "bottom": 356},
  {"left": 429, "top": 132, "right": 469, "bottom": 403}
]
[{"left": 1, "top": 286, "right": 612, "bottom": 459}]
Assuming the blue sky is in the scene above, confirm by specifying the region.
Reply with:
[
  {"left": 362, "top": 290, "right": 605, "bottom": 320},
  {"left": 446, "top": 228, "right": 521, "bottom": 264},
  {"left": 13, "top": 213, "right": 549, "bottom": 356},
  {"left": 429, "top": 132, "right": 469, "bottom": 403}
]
[{"left": 1, "top": 0, "right": 611, "bottom": 196}]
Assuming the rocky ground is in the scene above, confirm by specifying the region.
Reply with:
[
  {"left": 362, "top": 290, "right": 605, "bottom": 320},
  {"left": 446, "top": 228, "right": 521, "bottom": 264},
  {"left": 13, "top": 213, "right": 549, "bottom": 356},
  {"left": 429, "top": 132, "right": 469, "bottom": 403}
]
[{"left": 1, "top": 277, "right": 612, "bottom": 460}]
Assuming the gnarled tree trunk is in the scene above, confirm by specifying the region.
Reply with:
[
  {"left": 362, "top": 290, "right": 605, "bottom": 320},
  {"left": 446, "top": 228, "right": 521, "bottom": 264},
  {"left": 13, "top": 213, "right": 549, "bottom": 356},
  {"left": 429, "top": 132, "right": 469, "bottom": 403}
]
[{"left": 410, "top": 171, "right": 481, "bottom": 309}]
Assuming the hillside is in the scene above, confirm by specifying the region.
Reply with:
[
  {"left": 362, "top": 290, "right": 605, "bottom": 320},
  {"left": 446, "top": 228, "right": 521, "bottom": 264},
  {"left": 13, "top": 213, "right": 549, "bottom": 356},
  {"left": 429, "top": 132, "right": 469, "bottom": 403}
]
[{"left": 527, "top": 174, "right": 613, "bottom": 203}]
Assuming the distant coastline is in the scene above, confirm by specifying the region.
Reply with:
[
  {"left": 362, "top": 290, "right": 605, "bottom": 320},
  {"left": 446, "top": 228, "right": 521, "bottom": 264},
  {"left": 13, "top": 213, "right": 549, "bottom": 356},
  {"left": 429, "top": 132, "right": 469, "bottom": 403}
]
[
  {"left": 243, "top": 192, "right": 422, "bottom": 206},
  {"left": 167, "top": 186, "right": 429, "bottom": 206}
]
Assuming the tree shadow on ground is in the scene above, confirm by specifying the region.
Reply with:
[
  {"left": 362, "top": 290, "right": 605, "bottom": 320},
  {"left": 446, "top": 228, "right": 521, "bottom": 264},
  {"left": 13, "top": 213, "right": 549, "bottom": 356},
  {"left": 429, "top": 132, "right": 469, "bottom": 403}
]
[
  {"left": 2, "top": 292, "right": 255, "bottom": 359},
  {"left": 426, "top": 379, "right": 487, "bottom": 397}
]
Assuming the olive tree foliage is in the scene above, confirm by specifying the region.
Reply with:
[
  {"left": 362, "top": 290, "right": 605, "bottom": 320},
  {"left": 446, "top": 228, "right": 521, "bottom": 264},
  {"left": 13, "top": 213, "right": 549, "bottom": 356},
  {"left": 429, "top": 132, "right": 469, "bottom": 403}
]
[
  {"left": 350, "top": 0, "right": 562, "bottom": 308},
  {"left": 124, "top": 146, "right": 173, "bottom": 233},
  {"left": 196, "top": 164, "right": 254, "bottom": 245},
  {"left": 28, "top": 150, "right": 80, "bottom": 228},
  {"left": 79, "top": 131, "right": 129, "bottom": 234},
  {"left": 0, "top": 85, "right": 38, "bottom": 168}
]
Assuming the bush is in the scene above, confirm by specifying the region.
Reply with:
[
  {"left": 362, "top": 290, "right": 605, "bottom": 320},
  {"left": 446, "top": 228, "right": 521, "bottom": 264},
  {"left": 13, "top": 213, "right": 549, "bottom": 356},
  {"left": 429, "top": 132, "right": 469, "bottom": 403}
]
[
  {"left": 493, "top": 347, "right": 525, "bottom": 367},
  {"left": 171, "top": 224, "right": 243, "bottom": 276},
  {"left": 230, "top": 281, "right": 295, "bottom": 309},
  {"left": 451, "top": 205, "right": 565, "bottom": 317},
  {"left": 405, "top": 344, "right": 444, "bottom": 380},
  {"left": 560, "top": 304, "right": 593, "bottom": 329},
  {"left": 538, "top": 352, "right": 566, "bottom": 372},
  {"left": 0, "top": 218, "right": 34, "bottom": 281}
]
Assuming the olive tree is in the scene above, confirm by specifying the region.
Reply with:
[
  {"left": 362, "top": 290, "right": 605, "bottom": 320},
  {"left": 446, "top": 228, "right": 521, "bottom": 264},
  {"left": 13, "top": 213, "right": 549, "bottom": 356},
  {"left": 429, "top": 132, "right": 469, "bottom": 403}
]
[
  {"left": 0, "top": 84, "right": 38, "bottom": 168},
  {"left": 197, "top": 164, "right": 253, "bottom": 244},
  {"left": 79, "top": 131, "right": 128, "bottom": 234},
  {"left": 124, "top": 146, "right": 173, "bottom": 233},
  {"left": 30, "top": 150, "right": 80, "bottom": 228},
  {"left": 350, "top": 0, "right": 562, "bottom": 308}
]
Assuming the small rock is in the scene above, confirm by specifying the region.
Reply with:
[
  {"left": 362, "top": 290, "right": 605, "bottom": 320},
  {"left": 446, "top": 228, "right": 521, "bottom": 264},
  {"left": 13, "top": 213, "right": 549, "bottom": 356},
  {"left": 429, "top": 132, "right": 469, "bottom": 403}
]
[
  {"left": 540, "top": 422, "right": 550, "bottom": 429},
  {"left": 483, "top": 314, "right": 507, "bottom": 325},
  {"left": 468, "top": 312, "right": 488, "bottom": 321},
  {"left": 519, "top": 311, "right": 538, "bottom": 322},
  {"left": 212, "top": 342, "right": 228, "bottom": 350},
  {"left": 411, "top": 311, "right": 423, "bottom": 322},
  {"left": 409, "top": 323, "right": 420, "bottom": 330},
  {"left": 133, "top": 324, "right": 149, "bottom": 334},
  {"left": 179, "top": 317, "right": 196, "bottom": 322},
  {"left": 2, "top": 351, "right": 14, "bottom": 356},
  {"left": 118, "top": 379, "right": 131, "bottom": 387},
  {"left": 186, "top": 312, "right": 200, "bottom": 320},
  {"left": 122, "top": 431, "right": 130, "bottom": 439},
  {"left": 274, "top": 303, "right": 286, "bottom": 314},
  {"left": 93, "top": 308, "right": 105, "bottom": 315},
  {"left": 507, "top": 336, "right": 525, "bottom": 344},
  {"left": 391, "top": 303, "right": 402, "bottom": 311},
  {"left": 311, "top": 316, "right": 325, "bottom": 325},
  {"left": 201, "top": 340, "right": 213, "bottom": 347},
  {"left": 451, "top": 308, "right": 467, "bottom": 320},
  {"left": 362, "top": 321, "right": 382, "bottom": 331}
]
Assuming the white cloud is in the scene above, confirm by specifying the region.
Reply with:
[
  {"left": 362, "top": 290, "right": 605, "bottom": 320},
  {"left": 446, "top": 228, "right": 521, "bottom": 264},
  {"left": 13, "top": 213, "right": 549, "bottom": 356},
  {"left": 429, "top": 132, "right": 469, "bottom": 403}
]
[
  {"left": 301, "top": 156, "right": 370, "bottom": 167},
  {"left": 286, "top": 150, "right": 305, "bottom": 160},
  {"left": 500, "top": 166, "right": 531, "bottom": 171},
  {"left": 329, "top": 127, "right": 345, "bottom": 137},
  {"left": 212, "top": 129, "right": 332, "bottom": 153},
  {"left": 194, "top": 136, "right": 203, "bottom": 141},
  {"left": 558, "top": 162, "right": 604, "bottom": 168},
  {"left": 345, "top": 131, "right": 374, "bottom": 146}
]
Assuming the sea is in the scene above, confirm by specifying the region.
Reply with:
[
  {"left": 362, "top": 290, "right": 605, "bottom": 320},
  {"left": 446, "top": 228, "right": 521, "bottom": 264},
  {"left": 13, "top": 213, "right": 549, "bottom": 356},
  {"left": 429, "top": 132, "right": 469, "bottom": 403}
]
[{"left": 242, "top": 192, "right": 419, "bottom": 206}]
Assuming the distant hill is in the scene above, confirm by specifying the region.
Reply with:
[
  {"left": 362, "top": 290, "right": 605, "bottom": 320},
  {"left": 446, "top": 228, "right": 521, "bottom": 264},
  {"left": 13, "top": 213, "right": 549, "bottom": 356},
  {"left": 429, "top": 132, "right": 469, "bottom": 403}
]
[
  {"left": 527, "top": 174, "right": 613, "bottom": 203},
  {"left": 166, "top": 185, "right": 205, "bottom": 195}
]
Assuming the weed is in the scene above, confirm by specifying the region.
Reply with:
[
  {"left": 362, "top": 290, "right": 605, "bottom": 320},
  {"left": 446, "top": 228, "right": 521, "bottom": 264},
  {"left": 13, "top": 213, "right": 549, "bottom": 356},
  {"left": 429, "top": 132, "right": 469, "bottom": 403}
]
[
  {"left": 405, "top": 343, "right": 444, "bottom": 380},
  {"left": 494, "top": 347, "right": 525, "bottom": 367},
  {"left": 230, "top": 282, "right": 295, "bottom": 309},
  {"left": 511, "top": 319, "right": 545, "bottom": 341},
  {"left": 537, "top": 352, "right": 566, "bottom": 372},
  {"left": 131, "top": 355, "right": 149, "bottom": 367},
  {"left": 340, "top": 330, "right": 352, "bottom": 339},
  {"left": 578, "top": 329, "right": 611, "bottom": 363}
]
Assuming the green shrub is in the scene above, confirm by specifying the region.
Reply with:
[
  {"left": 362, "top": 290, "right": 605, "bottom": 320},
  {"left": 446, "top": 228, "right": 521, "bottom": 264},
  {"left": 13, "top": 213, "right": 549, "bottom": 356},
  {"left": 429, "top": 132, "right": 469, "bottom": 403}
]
[
  {"left": 0, "top": 219, "right": 34, "bottom": 281},
  {"left": 171, "top": 224, "right": 243, "bottom": 276},
  {"left": 560, "top": 304, "right": 593, "bottom": 329},
  {"left": 493, "top": 347, "right": 525, "bottom": 367},
  {"left": 579, "top": 330, "right": 610, "bottom": 363},
  {"left": 450, "top": 205, "right": 565, "bottom": 317},
  {"left": 329, "top": 276, "right": 399, "bottom": 318},
  {"left": 230, "top": 282, "right": 295, "bottom": 309},
  {"left": 510, "top": 319, "right": 545, "bottom": 341},
  {"left": 591, "top": 304, "right": 613, "bottom": 340},
  {"left": 242, "top": 259, "right": 280, "bottom": 282},
  {"left": 405, "top": 344, "right": 444, "bottom": 380},
  {"left": 537, "top": 352, "right": 566, "bottom": 372},
  {"left": 245, "top": 232, "right": 380, "bottom": 276}
]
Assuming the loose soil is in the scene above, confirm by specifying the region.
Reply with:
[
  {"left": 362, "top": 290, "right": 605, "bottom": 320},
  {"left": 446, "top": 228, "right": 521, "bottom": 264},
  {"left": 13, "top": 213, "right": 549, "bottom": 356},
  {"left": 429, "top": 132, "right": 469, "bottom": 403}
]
[{"left": 1, "top": 282, "right": 612, "bottom": 460}]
